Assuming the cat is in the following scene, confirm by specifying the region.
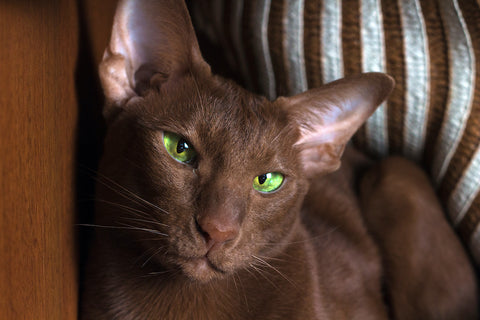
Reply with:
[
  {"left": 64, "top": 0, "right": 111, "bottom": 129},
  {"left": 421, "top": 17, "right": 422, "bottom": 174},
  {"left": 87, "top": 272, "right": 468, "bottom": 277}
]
[{"left": 81, "top": 0, "right": 478, "bottom": 319}]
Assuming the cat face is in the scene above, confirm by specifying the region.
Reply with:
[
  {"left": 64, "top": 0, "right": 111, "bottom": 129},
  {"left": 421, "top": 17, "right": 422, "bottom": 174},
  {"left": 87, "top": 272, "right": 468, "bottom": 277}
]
[
  {"left": 97, "top": 74, "right": 308, "bottom": 282},
  {"left": 96, "top": 0, "right": 394, "bottom": 283}
]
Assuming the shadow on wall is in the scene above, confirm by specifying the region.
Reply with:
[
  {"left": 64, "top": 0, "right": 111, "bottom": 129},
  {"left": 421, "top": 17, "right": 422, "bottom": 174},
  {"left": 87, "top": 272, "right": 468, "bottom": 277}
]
[
  {"left": 74, "top": 0, "right": 106, "bottom": 316},
  {"left": 186, "top": 0, "right": 243, "bottom": 86}
]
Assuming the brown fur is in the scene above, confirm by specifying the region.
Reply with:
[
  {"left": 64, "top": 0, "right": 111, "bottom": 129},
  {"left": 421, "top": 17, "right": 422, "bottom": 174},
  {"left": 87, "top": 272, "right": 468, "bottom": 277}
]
[
  {"left": 81, "top": 1, "right": 478, "bottom": 319},
  {"left": 83, "top": 71, "right": 389, "bottom": 320},
  {"left": 360, "top": 157, "right": 478, "bottom": 319}
]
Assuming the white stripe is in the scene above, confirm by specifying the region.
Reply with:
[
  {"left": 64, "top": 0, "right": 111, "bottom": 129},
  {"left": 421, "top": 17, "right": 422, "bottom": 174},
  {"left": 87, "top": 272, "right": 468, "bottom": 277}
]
[
  {"left": 398, "top": 0, "right": 430, "bottom": 161},
  {"left": 448, "top": 147, "right": 480, "bottom": 225},
  {"left": 432, "top": 0, "right": 475, "bottom": 185},
  {"left": 360, "top": 0, "right": 388, "bottom": 156},
  {"left": 251, "top": 0, "right": 276, "bottom": 99},
  {"left": 285, "top": 0, "right": 307, "bottom": 94},
  {"left": 231, "top": 0, "right": 254, "bottom": 91},
  {"left": 321, "top": 0, "right": 344, "bottom": 83}
]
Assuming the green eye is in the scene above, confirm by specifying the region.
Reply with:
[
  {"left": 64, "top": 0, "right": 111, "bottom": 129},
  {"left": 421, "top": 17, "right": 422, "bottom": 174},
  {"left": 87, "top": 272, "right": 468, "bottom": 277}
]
[
  {"left": 253, "top": 172, "right": 284, "bottom": 193},
  {"left": 163, "top": 131, "right": 197, "bottom": 164}
]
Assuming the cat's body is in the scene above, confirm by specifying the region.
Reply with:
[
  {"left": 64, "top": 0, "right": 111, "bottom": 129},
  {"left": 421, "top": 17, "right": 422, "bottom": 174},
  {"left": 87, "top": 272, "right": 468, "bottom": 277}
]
[
  {"left": 82, "top": 0, "right": 478, "bottom": 319},
  {"left": 84, "top": 139, "right": 477, "bottom": 319},
  {"left": 84, "top": 147, "right": 387, "bottom": 320}
]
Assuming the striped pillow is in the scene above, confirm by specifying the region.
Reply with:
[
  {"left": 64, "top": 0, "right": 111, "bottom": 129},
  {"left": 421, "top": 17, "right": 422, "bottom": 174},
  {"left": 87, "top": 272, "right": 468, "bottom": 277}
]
[{"left": 190, "top": 0, "right": 480, "bottom": 268}]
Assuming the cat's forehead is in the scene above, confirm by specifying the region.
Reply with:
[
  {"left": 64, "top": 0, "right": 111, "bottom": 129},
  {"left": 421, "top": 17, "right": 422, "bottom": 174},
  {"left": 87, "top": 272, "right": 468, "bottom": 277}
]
[{"left": 139, "top": 77, "right": 297, "bottom": 165}]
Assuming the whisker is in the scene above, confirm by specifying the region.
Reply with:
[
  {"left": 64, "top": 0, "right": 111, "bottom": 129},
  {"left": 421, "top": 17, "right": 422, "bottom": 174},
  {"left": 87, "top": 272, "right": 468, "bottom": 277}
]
[
  {"left": 120, "top": 217, "right": 170, "bottom": 228},
  {"left": 254, "top": 254, "right": 289, "bottom": 263},
  {"left": 95, "top": 178, "right": 152, "bottom": 210},
  {"left": 134, "top": 246, "right": 158, "bottom": 265},
  {"left": 96, "top": 199, "right": 153, "bottom": 217},
  {"left": 80, "top": 165, "right": 169, "bottom": 215},
  {"left": 231, "top": 272, "right": 239, "bottom": 294},
  {"left": 94, "top": 172, "right": 169, "bottom": 215},
  {"left": 248, "top": 263, "right": 280, "bottom": 291},
  {"left": 235, "top": 273, "right": 250, "bottom": 313},
  {"left": 117, "top": 222, "right": 169, "bottom": 237},
  {"left": 141, "top": 270, "right": 173, "bottom": 277},
  {"left": 134, "top": 237, "right": 168, "bottom": 243},
  {"left": 77, "top": 223, "right": 168, "bottom": 237},
  {"left": 139, "top": 268, "right": 182, "bottom": 279},
  {"left": 141, "top": 246, "right": 166, "bottom": 268},
  {"left": 243, "top": 265, "right": 259, "bottom": 281},
  {"left": 252, "top": 255, "right": 297, "bottom": 288},
  {"left": 96, "top": 202, "right": 172, "bottom": 231}
]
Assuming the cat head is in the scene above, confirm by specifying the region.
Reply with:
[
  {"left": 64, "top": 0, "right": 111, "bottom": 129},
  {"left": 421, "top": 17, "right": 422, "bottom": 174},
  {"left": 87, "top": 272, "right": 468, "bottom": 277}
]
[{"left": 96, "top": 0, "right": 394, "bottom": 282}]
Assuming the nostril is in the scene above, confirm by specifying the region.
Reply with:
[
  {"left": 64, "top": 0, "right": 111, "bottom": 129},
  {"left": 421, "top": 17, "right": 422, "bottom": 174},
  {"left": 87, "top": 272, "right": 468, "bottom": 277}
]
[
  {"left": 195, "top": 218, "right": 216, "bottom": 251},
  {"left": 195, "top": 218, "right": 211, "bottom": 242}
]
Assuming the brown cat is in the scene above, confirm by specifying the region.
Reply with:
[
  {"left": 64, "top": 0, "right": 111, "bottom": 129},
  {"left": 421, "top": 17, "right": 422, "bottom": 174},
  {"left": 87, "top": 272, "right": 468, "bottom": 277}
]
[{"left": 81, "top": 0, "right": 478, "bottom": 319}]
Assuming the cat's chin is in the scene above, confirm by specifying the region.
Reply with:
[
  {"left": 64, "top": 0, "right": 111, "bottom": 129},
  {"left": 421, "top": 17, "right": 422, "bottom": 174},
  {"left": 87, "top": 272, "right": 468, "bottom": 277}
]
[{"left": 180, "top": 256, "right": 228, "bottom": 283}]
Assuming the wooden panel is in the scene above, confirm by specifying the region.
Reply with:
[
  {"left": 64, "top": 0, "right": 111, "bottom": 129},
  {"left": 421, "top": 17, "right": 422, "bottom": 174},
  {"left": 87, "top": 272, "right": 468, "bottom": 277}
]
[
  {"left": 83, "top": 0, "right": 118, "bottom": 66},
  {"left": 0, "top": 1, "right": 79, "bottom": 318}
]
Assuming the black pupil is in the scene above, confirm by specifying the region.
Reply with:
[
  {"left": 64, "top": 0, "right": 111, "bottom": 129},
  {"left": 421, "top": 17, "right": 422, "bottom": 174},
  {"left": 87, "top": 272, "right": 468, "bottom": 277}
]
[
  {"left": 177, "top": 139, "right": 189, "bottom": 154},
  {"left": 258, "top": 174, "right": 267, "bottom": 185}
]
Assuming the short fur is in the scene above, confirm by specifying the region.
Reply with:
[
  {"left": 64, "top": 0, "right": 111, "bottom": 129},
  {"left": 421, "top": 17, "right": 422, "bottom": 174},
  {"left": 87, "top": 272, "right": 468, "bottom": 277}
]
[
  {"left": 81, "top": 0, "right": 478, "bottom": 319},
  {"left": 360, "top": 157, "right": 478, "bottom": 319}
]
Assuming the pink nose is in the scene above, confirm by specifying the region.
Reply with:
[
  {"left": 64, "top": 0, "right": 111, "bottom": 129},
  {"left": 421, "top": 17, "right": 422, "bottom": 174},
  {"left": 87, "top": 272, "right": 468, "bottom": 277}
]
[{"left": 196, "top": 214, "right": 239, "bottom": 246}]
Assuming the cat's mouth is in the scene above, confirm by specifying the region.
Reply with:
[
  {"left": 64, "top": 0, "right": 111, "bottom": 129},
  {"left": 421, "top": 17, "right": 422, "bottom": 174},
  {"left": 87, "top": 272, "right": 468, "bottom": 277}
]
[
  {"left": 178, "top": 254, "right": 227, "bottom": 282},
  {"left": 193, "top": 256, "right": 225, "bottom": 273}
]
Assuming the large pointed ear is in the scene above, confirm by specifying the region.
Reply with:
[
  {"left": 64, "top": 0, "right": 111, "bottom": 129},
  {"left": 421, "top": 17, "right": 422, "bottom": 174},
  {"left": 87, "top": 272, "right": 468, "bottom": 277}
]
[
  {"left": 99, "top": 0, "right": 210, "bottom": 116},
  {"left": 276, "top": 73, "right": 394, "bottom": 174}
]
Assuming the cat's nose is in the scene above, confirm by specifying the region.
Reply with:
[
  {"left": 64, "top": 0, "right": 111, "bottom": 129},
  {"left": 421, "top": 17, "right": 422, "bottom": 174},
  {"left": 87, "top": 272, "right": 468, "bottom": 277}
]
[{"left": 196, "top": 214, "right": 239, "bottom": 246}]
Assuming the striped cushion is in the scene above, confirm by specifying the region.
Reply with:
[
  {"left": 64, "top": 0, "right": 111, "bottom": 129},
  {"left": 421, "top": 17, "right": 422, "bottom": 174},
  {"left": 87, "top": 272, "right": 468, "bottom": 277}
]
[{"left": 190, "top": 0, "right": 480, "bottom": 267}]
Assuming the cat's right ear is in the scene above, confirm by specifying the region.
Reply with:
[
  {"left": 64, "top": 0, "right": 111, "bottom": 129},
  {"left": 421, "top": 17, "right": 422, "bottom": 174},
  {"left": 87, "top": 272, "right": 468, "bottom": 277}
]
[{"left": 99, "top": 0, "right": 210, "bottom": 117}]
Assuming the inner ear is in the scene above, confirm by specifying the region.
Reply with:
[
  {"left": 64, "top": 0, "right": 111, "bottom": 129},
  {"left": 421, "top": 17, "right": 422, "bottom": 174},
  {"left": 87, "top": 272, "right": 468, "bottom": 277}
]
[
  {"left": 134, "top": 64, "right": 167, "bottom": 96},
  {"left": 276, "top": 73, "right": 395, "bottom": 174},
  {"left": 299, "top": 144, "right": 346, "bottom": 174},
  {"left": 99, "top": 0, "right": 211, "bottom": 115}
]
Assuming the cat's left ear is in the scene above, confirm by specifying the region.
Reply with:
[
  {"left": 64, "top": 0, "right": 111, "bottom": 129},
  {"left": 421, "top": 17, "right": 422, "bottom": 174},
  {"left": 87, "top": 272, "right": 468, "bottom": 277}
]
[
  {"left": 100, "top": 0, "right": 210, "bottom": 117},
  {"left": 276, "top": 73, "right": 394, "bottom": 174}
]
